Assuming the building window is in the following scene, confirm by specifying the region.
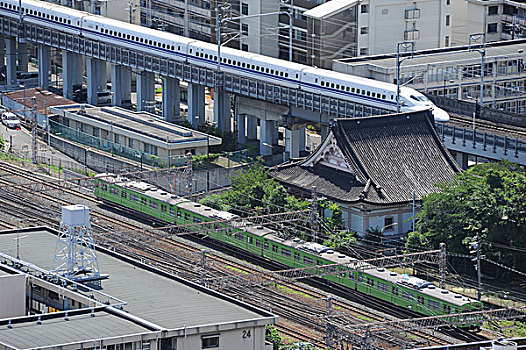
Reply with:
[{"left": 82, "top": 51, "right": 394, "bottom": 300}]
[
  {"left": 445, "top": 15, "right": 450, "bottom": 26},
  {"left": 242, "top": 23, "right": 248, "bottom": 35},
  {"left": 129, "top": 138, "right": 135, "bottom": 148},
  {"left": 384, "top": 217, "right": 394, "bottom": 231},
  {"left": 488, "top": 5, "right": 498, "bottom": 15},
  {"left": 241, "top": 2, "right": 248, "bottom": 15},
  {"left": 446, "top": 0, "right": 450, "bottom": 5},
  {"left": 359, "top": 48, "right": 368, "bottom": 55},
  {"left": 404, "top": 29, "right": 420, "bottom": 40},
  {"left": 114, "top": 134, "right": 120, "bottom": 144},
  {"left": 241, "top": 43, "right": 248, "bottom": 51},
  {"left": 202, "top": 335, "right": 219, "bottom": 349},
  {"left": 445, "top": 35, "right": 450, "bottom": 46},
  {"left": 360, "top": 26, "right": 368, "bottom": 34},
  {"left": 405, "top": 8, "right": 420, "bottom": 20},
  {"left": 487, "top": 23, "right": 498, "bottom": 33},
  {"left": 360, "top": 4, "right": 368, "bottom": 13}
]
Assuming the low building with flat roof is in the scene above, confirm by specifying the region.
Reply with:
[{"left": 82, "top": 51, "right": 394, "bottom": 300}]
[
  {"left": 0, "top": 226, "right": 276, "bottom": 350},
  {"left": 49, "top": 105, "right": 221, "bottom": 167},
  {"left": 334, "top": 40, "right": 526, "bottom": 115}
]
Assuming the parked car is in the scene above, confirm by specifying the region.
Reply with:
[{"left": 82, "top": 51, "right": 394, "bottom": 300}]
[{"left": 1, "top": 112, "right": 21, "bottom": 129}]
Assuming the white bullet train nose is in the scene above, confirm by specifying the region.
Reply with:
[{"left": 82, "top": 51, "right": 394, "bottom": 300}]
[{"left": 432, "top": 107, "right": 450, "bottom": 122}]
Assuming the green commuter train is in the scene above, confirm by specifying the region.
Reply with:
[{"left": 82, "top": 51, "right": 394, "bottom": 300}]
[{"left": 94, "top": 173, "right": 484, "bottom": 329}]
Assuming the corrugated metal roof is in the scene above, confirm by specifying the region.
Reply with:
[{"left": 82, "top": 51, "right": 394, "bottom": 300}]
[
  {"left": 0, "top": 311, "right": 150, "bottom": 349},
  {"left": 304, "top": 0, "right": 360, "bottom": 19},
  {"left": 338, "top": 42, "right": 526, "bottom": 70},
  {"left": 0, "top": 229, "right": 274, "bottom": 335}
]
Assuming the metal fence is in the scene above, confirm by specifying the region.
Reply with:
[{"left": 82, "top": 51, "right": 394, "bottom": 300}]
[{"left": 50, "top": 120, "right": 251, "bottom": 168}]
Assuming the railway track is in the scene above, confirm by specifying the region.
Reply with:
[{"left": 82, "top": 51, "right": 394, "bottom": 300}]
[
  {"left": 448, "top": 115, "right": 526, "bottom": 139},
  {"left": 0, "top": 160, "right": 492, "bottom": 348}
]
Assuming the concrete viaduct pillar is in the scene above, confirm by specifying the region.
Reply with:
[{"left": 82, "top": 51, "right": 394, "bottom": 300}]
[
  {"left": 111, "top": 64, "right": 131, "bottom": 107},
  {"left": 0, "top": 36, "right": 5, "bottom": 68},
  {"left": 284, "top": 127, "right": 306, "bottom": 160},
  {"left": 17, "top": 42, "right": 28, "bottom": 72},
  {"left": 237, "top": 113, "right": 246, "bottom": 144},
  {"left": 162, "top": 77, "right": 180, "bottom": 123},
  {"left": 214, "top": 89, "right": 231, "bottom": 132},
  {"left": 62, "top": 51, "right": 83, "bottom": 100},
  {"left": 246, "top": 115, "right": 258, "bottom": 140},
  {"left": 38, "top": 45, "right": 50, "bottom": 89},
  {"left": 137, "top": 71, "right": 155, "bottom": 112},
  {"left": 87, "top": 58, "right": 107, "bottom": 105},
  {"left": 187, "top": 83, "right": 205, "bottom": 127},
  {"left": 6, "top": 38, "right": 17, "bottom": 86},
  {"left": 454, "top": 151, "right": 469, "bottom": 170},
  {"left": 237, "top": 96, "right": 288, "bottom": 158}
]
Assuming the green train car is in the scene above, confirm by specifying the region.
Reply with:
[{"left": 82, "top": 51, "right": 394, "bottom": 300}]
[{"left": 94, "top": 174, "right": 484, "bottom": 329}]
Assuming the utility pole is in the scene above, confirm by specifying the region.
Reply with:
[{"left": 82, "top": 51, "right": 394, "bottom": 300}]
[
  {"left": 185, "top": 152, "right": 193, "bottom": 194},
  {"left": 439, "top": 242, "right": 446, "bottom": 289},
  {"left": 200, "top": 250, "right": 207, "bottom": 286},
  {"left": 31, "top": 97, "right": 37, "bottom": 164},
  {"left": 470, "top": 235, "right": 483, "bottom": 301},
  {"left": 323, "top": 296, "right": 335, "bottom": 350},
  {"left": 310, "top": 186, "right": 318, "bottom": 242}
]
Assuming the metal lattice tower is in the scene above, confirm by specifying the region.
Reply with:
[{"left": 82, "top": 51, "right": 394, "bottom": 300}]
[{"left": 52, "top": 205, "right": 101, "bottom": 283}]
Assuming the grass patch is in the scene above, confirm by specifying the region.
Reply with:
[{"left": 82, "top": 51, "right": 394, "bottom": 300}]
[
  {"left": 486, "top": 320, "right": 526, "bottom": 337},
  {"left": 223, "top": 265, "right": 250, "bottom": 274},
  {"left": 274, "top": 284, "right": 314, "bottom": 299}
]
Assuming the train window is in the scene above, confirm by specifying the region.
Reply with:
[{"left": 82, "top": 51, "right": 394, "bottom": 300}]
[
  {"left": 121, "top": 191, "right": 127, "bottom": 199},
  {"left": 265, "top": 68, "right": 269, "bottom": 73},
  {"left": 392, "top": 286, "right": 399, "bottom": 295},
  {"left": 315, "top": 78, "right": 318, "bottom": 83},
  {"left": 161, "top": 204, "right": 167, "bottom": 212},
  {"left": 294, "top": 252, "right": 300, "bottom": 261},
  {"left": 417, "top": 296, "right": 425, "bottom": 304},
  {"left": 176, "top": 210, "right": 181, "bottom": 218},
  {"left": 272, "top": 245, "right": 278, "bottom": 253},
  {"left": 402, "top": 291, "right": 414, "bottom": 301},
  {"left": 141, "top": 197, "right": 147, "bottom": 205},
  {"left": 382, "top": 94, "right": 386, "bottom": 99},
  {"left": 68, "top": 19, "right": 71, "bottom": 24},
  {"left": 316, "top": 260, "right": 323, "bottom": 266},
  {"left": 321, "top": 82, "right": 324, "bottom": 87},
  {"left": 235, "top": 232, "right": 244, "bottom": 241},
  {"left": 285, "top": 73, "right": 288, "bottom": 77},
  {"left": 193, "top": 217, "right": 202, "bottom": 223},
  {"left": 264, "top": 241, "right": 269, "bottom": 250},
  {"left": 331, "top": 83, "right": 335, "bottom": 88},
  {"left": 177, "top": 46, "right": 180, "bottom": 50},
  {"left": 213, "top": 56, "right": 217, "bottom": 61},
  {"left": 303, "top": 256, "right": 313, "bottom": 265},
  {"left": 366, "top": 91, "right": 370, "bottom": 96},
  {"left": 336, "top": 84, "right": 340, "bottom": 89},
  {"left": 296, "top": 74, "right": 299, "bottom": 78},
  {"left": 247, "top": 236, "right": 253, "bottom": 244},
  {"left": 281, "top": 248, "right": 291, "bottom": 257},
  {"left": 189, "top": 49, "right": 192, "bottom": 53},
  {"left": 378, "top": 282, "right": 389, "bottom": 292},
  {"left": 149, "top": 200, "right": 158, "bottom": 209},
  {"left": 361, "top": 90, "right": 365, "bottom": 95},
  {"left": 169, "top": 206, "right": 174, "bottom": 214},
  {"left": 255, "top": 240, "right": 261, "bottom": 247},
  {"left": 110, "top": 187, "right": 119, "bottom": 195},
  {"left": 171, "top": 46, "right": 175, "bottom": 50},
  {"left": 184, "top": 213, "right": 190, "bottom": 221},
  {"left": 228, "top": 59, "right": 231, "bottom": 64},
  {"left": 130, "top": 193, "right": 138, "bottom": 202},
  {"left": 428, "top": 300, "right": 440, "bottom": 310}
]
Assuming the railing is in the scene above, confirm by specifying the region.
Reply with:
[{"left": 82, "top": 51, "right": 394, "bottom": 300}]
[
  {"left": 0, "top": 17, "right": 391, "bottom": 119},
  {"left": 436, "top": 123, "right": 526, "bottom": 163}
]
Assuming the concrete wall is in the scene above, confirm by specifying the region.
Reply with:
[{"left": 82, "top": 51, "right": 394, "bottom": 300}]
[
  {"left": 176, "top": 326, "right": 267, "bottom": 350},
  {"left": 0, "top": 274, "right": 26, "bottom": 319},
  {"left": 429, "top": 95, "right": 526, "bottom": 128}
]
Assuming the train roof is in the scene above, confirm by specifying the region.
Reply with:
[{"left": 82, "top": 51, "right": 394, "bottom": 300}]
[
  {"left": 177, "top": 201, "right": 239, "bottom": 221},
  {"left": 95, "top": 173, "right": 189, "bottom": 206}
]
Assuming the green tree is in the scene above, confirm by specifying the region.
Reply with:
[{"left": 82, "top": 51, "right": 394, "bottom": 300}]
[
  {"left": 265, "top": 325, "right": 282, "bottom": 350},
  {"left": 407, "top": 161, "right": 526, "bottom": 271}
]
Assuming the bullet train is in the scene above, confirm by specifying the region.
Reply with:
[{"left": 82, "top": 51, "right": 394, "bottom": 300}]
[{"left": 0, "top": 0, "right": 450, "bottom": 122}]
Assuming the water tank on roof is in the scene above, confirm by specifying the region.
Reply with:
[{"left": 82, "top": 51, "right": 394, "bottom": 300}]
[{"left": 61, "top": 205, "right": 90, "bottom": 226}]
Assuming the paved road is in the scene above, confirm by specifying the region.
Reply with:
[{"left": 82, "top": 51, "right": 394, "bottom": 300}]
[{"left": 1, "top": 123, "right": 83, "bottom": 170}]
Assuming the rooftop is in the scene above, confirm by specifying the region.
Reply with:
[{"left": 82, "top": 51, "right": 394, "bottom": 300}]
[
  {"left": 0, "top": 227, "right": 276, "bottom": 348},
  {"left": 304, "top": 0, "right": 360, "bottom": 19},
  {"left": 2, "top": 88, "right": 76, "bottom": 114},
  {"left": 50, "top": 105, "right": 221, "bottom": 147},
  {"left": 335, "top": 40, "right": 526, "bottom": 71},
  {"left": 270, "top": 111, "right": 460, "bottom": 205}
]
